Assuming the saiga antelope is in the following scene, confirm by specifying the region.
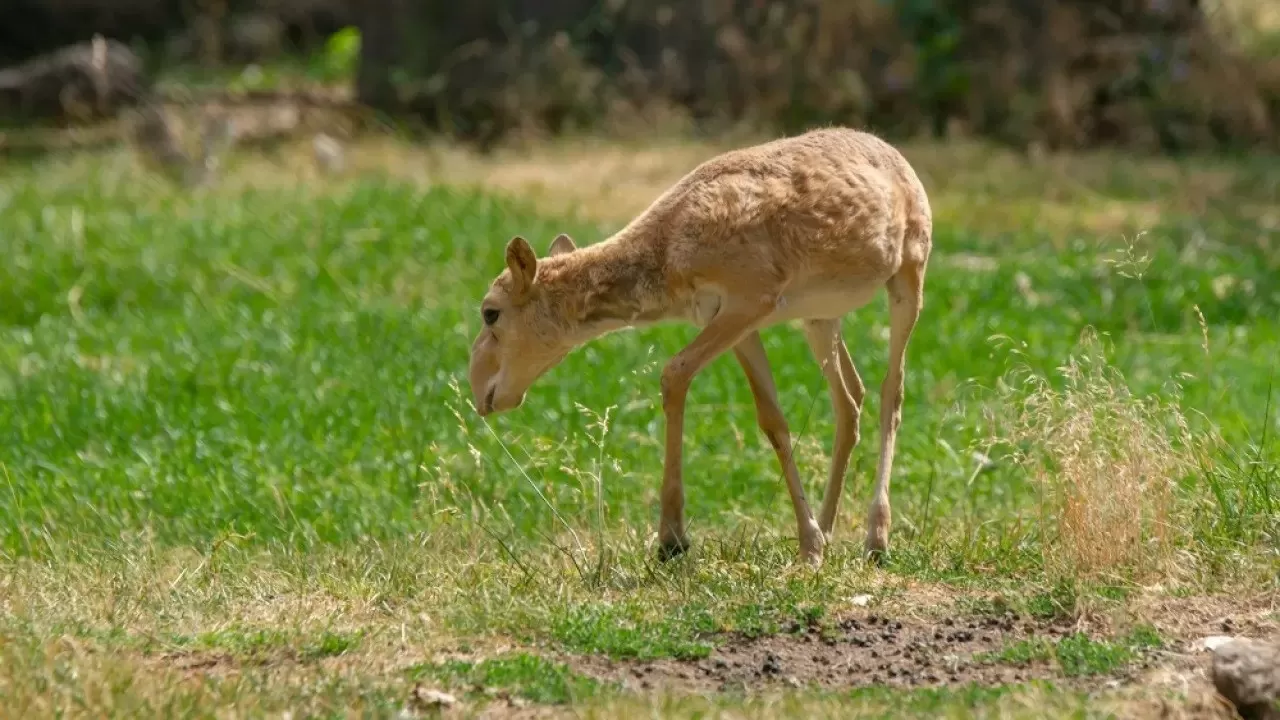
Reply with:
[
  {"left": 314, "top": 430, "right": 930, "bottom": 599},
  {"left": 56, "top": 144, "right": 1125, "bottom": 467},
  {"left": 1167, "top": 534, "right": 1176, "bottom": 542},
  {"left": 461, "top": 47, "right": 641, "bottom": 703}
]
[{"left": 467, "top": 127, "right": 932, "bottom": 565}]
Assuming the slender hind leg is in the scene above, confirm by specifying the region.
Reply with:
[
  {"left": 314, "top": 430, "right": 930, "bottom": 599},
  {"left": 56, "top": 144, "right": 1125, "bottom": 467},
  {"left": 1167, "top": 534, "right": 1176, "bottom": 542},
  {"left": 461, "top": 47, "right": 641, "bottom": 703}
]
[
  {"left": 734, "top": 331, "right": 824, "bottom": 564},
  {"left": 803, "top": 319, "right": 865, "bottom": 539},
  {"left": 866, "top": 262, "right": 926, "bottom": 558}
]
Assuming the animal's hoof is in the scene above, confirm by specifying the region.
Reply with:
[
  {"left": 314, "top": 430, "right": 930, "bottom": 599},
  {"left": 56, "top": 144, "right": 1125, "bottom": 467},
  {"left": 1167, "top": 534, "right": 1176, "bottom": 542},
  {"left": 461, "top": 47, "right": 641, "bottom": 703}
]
[
  {"left": 799, "top": 525, "right": 825, "bottom": 567},
  {"left": 657, "top": 537, "right": 689, "bottom": 562},
  {"left": 865, "top": 505, "right": 890, "bottom": 565},
  {"left": 863, "top": 539, "right": 888, "bottom": 566}
]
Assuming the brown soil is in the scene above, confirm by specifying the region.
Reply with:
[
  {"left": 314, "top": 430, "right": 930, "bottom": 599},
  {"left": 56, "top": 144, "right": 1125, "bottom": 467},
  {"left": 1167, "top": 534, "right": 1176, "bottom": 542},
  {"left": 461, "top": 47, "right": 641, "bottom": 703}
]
[
  {"left": 144, "top": 591, "right": 1278, "bottom": 718},
  {"left": 559, "top": 595, "right": 1279, "bottom": 697},
  {"left": 572, "top": 613, "right": 1097, "bottom": 694}
]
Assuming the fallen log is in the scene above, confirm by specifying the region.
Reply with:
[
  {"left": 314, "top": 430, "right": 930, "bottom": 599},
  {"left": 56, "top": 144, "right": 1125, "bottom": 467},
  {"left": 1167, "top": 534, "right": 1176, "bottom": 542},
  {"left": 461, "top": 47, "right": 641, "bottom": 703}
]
[{"left": 0, "top": 35, "right": 150, "bottom": 123}]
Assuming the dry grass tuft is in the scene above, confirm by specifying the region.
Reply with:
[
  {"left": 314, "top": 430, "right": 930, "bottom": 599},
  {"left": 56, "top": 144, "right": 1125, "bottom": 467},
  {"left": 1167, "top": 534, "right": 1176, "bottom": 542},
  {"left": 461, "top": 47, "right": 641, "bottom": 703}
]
[{"left": 986, "top": 328, "right": 1204, "bottom": 583}]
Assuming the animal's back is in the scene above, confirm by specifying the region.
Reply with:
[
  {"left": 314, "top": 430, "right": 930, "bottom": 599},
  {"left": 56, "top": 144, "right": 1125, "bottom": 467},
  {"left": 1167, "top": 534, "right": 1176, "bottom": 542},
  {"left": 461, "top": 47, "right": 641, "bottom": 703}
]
[{"left": 642, "top": 127, "right": 931, "bottom": 295}]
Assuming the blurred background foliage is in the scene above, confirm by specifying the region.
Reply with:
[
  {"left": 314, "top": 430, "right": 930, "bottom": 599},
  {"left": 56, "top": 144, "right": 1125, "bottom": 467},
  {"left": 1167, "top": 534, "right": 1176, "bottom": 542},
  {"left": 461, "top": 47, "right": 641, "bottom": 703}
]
[{"left": 2, "top": 0, "right": 1277, "bottom": 154}]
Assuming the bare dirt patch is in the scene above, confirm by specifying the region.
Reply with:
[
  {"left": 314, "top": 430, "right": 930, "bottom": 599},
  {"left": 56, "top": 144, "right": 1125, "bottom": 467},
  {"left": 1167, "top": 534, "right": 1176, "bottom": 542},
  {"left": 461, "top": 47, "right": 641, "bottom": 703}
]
[
  {"left": 562, "top": 597, "right": 1279, "bottom": 698},
  {"left": 121, "top": 594, "right": 1277, "bottom": 718},
  {"left": 161, "top": 651, "right": 238, "bottom": 675},
  {"left": 572, "top": 613, "right": 1086, "bottom": 694},
  {"left": 1123, "top": 593, "right": 1280, "bottom": 641}
]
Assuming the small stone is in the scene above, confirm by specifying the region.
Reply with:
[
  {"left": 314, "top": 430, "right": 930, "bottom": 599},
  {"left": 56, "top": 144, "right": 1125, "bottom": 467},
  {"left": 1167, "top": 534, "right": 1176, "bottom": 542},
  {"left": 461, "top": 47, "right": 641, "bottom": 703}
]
[
  {"left": 1212, "top": 638, "right": 1280, "bottom": 720},
  {"left": 851, "top": 594, "right": 872, "bottom": 607},
  {"left": 313, "top": 133, "right": 345, "bottom": 173},
  {"left": 409, "top": 686, "right": 457, "bottom": 711},
  {"left": 762, "top": 652, "right": 783, "bottom": 676},
  {"left": 1201, "top": 635, "right": 1236, "bottom": 652}
]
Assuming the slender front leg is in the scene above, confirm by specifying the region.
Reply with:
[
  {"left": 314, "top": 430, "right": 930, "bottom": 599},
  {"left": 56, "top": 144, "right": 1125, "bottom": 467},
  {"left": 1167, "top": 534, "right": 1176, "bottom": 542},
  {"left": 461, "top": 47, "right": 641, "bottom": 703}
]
[
  {"left": 867, "top": 264, "right": 925, "bottom": 559},
  {"left": 657, "top": 293, "right": 780, "bottom": 561},
  {"left": 733, "top": 331, "right": 824, "bottom": 564}
]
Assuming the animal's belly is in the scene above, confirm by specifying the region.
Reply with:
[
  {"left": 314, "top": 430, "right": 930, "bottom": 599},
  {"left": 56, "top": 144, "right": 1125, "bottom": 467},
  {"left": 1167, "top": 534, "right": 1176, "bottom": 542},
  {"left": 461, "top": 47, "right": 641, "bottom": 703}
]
[
  {"left": 682, "top": 280, "right": 884, "bottom": 329},
  {"left": 768, "top": 284, "right": 882, "bottom": 323}
]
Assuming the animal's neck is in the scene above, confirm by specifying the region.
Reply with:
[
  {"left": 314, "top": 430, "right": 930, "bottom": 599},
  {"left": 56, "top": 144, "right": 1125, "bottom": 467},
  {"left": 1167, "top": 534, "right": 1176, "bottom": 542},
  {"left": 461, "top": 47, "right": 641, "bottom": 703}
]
[{"left": 542, "top": 234, "right": 672, "bottom": 343}]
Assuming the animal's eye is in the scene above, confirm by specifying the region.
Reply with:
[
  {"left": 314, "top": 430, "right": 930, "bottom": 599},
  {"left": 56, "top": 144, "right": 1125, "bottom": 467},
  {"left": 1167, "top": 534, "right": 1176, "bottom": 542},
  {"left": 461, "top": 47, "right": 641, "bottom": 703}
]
[{"left": 483, "top": 308, "right": 500, "bottom": 325}]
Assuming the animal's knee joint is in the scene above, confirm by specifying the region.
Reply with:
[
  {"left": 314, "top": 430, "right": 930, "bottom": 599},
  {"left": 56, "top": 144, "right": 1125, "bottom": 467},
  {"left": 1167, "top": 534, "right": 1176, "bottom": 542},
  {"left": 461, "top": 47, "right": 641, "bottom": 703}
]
[
  {"left": 761, "top": 423, "right": 792, "bottom": 453},
  {"left": 661, "top": 364, "right": 689, "bottom": 409}
]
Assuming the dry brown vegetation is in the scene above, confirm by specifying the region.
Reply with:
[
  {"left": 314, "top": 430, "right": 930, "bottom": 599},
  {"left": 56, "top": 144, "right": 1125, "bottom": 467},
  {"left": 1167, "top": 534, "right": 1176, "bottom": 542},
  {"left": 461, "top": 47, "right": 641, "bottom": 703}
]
[
  {"left": 2, "top": 541, "right": 1275, "bottom": 719},
  {"left": 66, "top": 119, "right": 1275, "bottom": 245},
  {"left": 982, "top": 327, "right": 1202, "bottom": 582}
]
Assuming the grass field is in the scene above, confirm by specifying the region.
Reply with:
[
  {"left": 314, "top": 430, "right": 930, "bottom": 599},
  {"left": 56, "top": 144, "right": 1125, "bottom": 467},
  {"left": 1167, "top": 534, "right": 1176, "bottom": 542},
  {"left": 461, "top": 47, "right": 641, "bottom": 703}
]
[{"left": 1, "top": 132, "right": 1278, "bottom": 718}]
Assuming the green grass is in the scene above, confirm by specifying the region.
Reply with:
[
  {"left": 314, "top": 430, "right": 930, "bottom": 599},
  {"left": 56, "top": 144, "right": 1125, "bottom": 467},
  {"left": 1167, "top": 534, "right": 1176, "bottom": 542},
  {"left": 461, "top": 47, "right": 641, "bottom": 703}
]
[
  {"left": 405, "top": 653, "right": 605, "bottom": 704},
  {"left": 170, "top": 627, "right": 364, "bottom": 663},
  {"left": 977, "top": 625, "right": 1165, "bottom": 678},
  {"left": 609, "top": 683, "right": 1099, "bottom": 719},
  {"left": 1, "top": 141, "right": 1278, "bottom": 717}
]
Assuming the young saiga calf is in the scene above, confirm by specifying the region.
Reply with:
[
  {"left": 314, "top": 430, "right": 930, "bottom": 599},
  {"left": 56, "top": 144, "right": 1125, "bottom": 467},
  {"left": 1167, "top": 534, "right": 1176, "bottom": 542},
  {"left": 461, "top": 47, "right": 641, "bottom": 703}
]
[{"left": 468, "top": 127, "right": 932, "bottom": 566}]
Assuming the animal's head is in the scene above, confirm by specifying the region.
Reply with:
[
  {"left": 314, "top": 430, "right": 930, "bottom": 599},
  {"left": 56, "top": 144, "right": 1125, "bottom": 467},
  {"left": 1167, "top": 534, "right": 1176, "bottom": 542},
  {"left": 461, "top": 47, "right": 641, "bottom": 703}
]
[{"left": 469, "top": 233, "right": 579, "bottom": 416}]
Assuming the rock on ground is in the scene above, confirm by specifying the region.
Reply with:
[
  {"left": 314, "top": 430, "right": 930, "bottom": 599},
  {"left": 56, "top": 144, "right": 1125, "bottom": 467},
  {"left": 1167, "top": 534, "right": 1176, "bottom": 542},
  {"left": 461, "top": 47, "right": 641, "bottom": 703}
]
[{"left": 1212, "top": 638, "right": 1280, "bottom": 720}]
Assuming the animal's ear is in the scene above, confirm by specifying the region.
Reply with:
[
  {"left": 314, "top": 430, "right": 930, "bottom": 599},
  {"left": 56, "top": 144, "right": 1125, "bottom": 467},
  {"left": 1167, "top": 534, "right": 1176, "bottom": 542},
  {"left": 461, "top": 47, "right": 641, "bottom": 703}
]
[
  {"left": 505, "top": 235, "right": 538, "bottom": 296},
  {"left": 548, "top": 233, "right": 577, "bottom": 257}
]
